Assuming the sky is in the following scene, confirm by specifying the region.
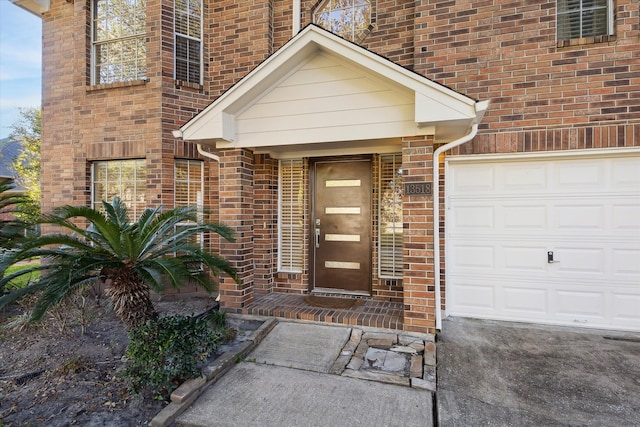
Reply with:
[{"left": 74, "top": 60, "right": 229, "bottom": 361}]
[{"left": 0, "top": 0, "right": 42, "bottom": 139}]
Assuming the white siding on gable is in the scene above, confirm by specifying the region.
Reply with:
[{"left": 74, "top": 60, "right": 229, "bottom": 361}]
[{"left": 235, "top": 52, "right": 420, "bottom": 146}]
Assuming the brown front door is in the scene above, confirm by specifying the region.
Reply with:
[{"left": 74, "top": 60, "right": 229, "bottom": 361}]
[{"left": 312, "top": 158, "right": 372, "bottom": 294}]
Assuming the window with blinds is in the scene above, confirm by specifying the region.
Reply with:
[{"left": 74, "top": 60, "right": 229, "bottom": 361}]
[
  {"left": 278, "top": 159, "right": 305, "bottom": 272},
  {"left": 175, "top": 159, "right": 204, "bottom": 256},
  {"left": 92, "top": 159, "right": 146, "bottom": 217},
  {"left": 557, "top": 0, "right": 612, "bottom": 41},
  {"left": 379, "top": 154, "right": 403, "bottom": 279},
  {"left": 175, "top": 0, "right": 202, "bottom": 83}
]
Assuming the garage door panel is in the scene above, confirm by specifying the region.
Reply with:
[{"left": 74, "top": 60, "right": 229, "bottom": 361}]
[
  {"left": 553, "top": 160, "right": 605, "bottom": 190},
  {"left": 452, "top": 283, "right": 495, "bottom": 310},
  {"left": 447, "top": 153, "right": 640, "bottom": 332},
  {"left": 502, "top": 163, "right": 547, "bottom": 191},
  {"left": 503, "top": 288, "right": 548, "bottom": 313},
  {"left": 452, "top": 245, "right": 494, "bottom": 269},
  {"left": 613, "top": 204, "right": 640, "bottom": 230},
  {"left": 452, "top": 205, "right": 495, "bottom": 229},
  {"left": 554, "top": 290, "right": 604, "bottom": 318},
  {"left": 552, "top": 247, "right": 605, "bottom": 275},
  {"left": 451, "top": 165, "right": 495, "bottom": 194},
  {"left": 611, "top": 294, "right": 640, "bottom": 322},
  {"left": 612, "top": 157, "right": 640, "bottom": 187},
  {"left": 504, "top": 205, "right": 547, "bottom": 230},
  {"left": 502, "top": 246, "right": 547, "bottom": 272},
  {"left": 612, "top": 249, "right": 640, "bottom": 277},
  {"left": 554, "top": 204, "right": 604, "bottom": 231}
]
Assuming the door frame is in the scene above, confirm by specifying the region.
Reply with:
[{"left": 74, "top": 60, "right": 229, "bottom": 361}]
[{"left": 309, "top": 155, "right": 373, "bottom": 295}]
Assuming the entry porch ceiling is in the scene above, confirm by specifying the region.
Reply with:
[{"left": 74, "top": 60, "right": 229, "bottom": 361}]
[{"left": 175, "top": 24, "right": 487, "bottom": 158}]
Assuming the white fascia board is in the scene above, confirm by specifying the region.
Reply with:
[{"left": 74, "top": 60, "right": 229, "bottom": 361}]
[
  {"left": 10, "top": 0, "right": 49, "bottom": 16},
  {"left": 415, "top": 92, "right": 476, "bottom": 124}
]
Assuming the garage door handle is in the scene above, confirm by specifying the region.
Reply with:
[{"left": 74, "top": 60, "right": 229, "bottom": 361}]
[{"left": 547, "top": 251, "right": 560, "bottom": 263}]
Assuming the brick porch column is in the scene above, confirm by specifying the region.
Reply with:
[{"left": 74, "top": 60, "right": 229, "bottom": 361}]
[
  {"left": 253, "top": 154, "right": 277, "bottom": 293},
  {"left": 402, "top": 135, "right": 436, "bottom": 334},
  {"left": 218, "top": 149, "right": 255, "bottom": 309}
]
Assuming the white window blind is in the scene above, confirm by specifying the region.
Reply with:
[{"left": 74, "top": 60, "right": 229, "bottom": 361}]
[
  {"left": 174, "top": 159, "right": 204, "bottom": 252},
  {"left": 92, "top": 159, "right": 146, "bottom": 217},
  {"left": 557, "top": 0, "right": 612, "bottom": 40},
  {"left": 379, "top": 154, "right": 403, "bottom": 279},
  {"left": 175, "top": 0, "right": 202, "bottom": 83},
  {"left": 278, "top": 159, "right": 305, "bottom": 272}
]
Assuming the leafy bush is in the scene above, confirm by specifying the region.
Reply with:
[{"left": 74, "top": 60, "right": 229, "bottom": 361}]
[{"left": 122, "top": 310, "right": 227, "bottom": 399}]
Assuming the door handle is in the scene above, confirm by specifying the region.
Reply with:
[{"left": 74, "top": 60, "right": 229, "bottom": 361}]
[
  {"left": 547, "top": 251, "right": 559, "bottom": 264},
  {"left": 315, "top": 228, "right": 320, "bottom": 248}
]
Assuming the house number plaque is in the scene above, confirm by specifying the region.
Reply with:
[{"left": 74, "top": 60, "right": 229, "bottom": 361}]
[{"left": 404, "top": 182, "right": 432, "bottom": 196}]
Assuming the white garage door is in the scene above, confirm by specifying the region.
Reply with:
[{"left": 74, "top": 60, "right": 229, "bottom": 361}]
[{"left": 446, "top": 151, "right": 640, "bottom": 331}]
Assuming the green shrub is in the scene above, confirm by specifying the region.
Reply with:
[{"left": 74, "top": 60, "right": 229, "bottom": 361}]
[{"left": 122, "top": 310, "right": 227, "bottom": 400}]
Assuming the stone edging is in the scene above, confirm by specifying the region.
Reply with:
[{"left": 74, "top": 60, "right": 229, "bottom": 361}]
[{"left": 149, "top": 317, "right": 278, "bottom": 427}]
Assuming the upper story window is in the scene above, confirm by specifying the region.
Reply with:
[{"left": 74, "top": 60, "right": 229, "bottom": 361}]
[
  {"left": 175, "top": 0, "right": 202, "bottom": 84},
  {"left": 313, "top": 0, "right": 372, "bottom": 43},
  {"left": 557, "top": 0, "right": 613, "bottom": 41},
  {"left": 92, "top": 0, "right": 147, "bottom": 85}
]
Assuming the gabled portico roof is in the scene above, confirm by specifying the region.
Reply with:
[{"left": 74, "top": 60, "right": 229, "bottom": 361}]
[{"left": 175, "top": 24, "right": 487, "bottom": 158}]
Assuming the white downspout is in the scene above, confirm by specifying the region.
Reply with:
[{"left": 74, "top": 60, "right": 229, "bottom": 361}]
[
  {"left": 432, "top": 100, "right": 488, "bottom": 330},
  {"left": 432, "top": 125, "right": 477, "bottom": 331},
  {"left": 195, "top": 143, "right": 221, "bottom": 301},
  {"left": 293, "top": 0, "right": 301, "bottom": 36},
  {"left": 197, "top": 143, "right": 220, "bottom": 162}
]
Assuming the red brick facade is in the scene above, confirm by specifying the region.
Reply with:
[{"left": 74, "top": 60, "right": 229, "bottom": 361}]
[{"left": 37, "top": 0, "right": 640, "bottom": 333}]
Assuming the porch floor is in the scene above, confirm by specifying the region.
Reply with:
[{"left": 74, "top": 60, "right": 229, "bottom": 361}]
[{"left": 238, "top": 293, "right": 404, "bottom": 330}]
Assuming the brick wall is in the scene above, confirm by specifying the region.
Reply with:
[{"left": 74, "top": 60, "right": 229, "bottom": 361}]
[
  {"left": 218, "top": 149, "right": 256, "bottom": 308},
  {"left": 402, "top": 135, "right": 436, "bottom": 334},
  {"left": 413, "top": 0, "right": 640, "bottom": 146}
]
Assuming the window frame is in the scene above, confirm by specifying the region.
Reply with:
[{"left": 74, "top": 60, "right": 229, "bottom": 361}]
[
  {"left": 313, "top": 0, "right": 373, "bottom": 43},
  {"left": 91, "top": 159, "right": 147, "bottom": 218},
  {"left": 378, "top": 154, "right": 403, "bottom": 279},
  {"left": 278, "top": 159, "right": 305, "bottom": 273},
  {"left": 91, "top": 0, "right": 147, "bottom": 85},
  {"left": 174, "top": 159, "right": 205, "bottom": 255},
  {"left": 556, "top": 0, "right": 614, "bottom": 42},
  {"left": 174, "top": 0, "right": 203, "bottom": 84}
]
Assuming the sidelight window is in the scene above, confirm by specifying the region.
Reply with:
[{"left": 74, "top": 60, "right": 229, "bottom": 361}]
[{"left": 379, "top": 154, "right": 403, "bottom": 279}]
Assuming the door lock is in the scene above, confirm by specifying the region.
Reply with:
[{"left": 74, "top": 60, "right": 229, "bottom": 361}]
[{"left": 547, "top": 251, "right": 559, "bottom": 264}]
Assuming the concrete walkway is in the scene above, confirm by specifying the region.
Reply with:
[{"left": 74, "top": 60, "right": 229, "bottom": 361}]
[{"left": 175, "top": 322, "right": 433, "bottom": 427}]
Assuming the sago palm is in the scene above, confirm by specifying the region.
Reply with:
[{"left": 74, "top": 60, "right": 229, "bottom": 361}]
[
  {"left": 0, "top": 179, "right": 31, "bottom": 252},
  {"left": 0, "top": 197, "right": 238, "bottom": 329}
]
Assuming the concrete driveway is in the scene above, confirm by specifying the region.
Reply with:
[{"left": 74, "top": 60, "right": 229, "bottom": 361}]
[{"left": 437, "top": 318, "right": 640, "bottom": 426}]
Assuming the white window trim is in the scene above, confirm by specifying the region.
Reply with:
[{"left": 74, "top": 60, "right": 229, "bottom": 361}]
[
  {"left": 278, "top": 159, "right": 304, "bottom": 273},
  {"left": 91, "top": 0, "right": 147, "bottom": 85},
  {"left": 174, "top": 0, "right": 204, "bottom": 84},
  {"left": 378, "top": 154, "right": 403, "bottom": 279},
  {"left": 556, "top": 0, "right": 614, "bottom": 41},
  {"left": 91, "top": 159, "right": 146, "bottom": 218}
]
